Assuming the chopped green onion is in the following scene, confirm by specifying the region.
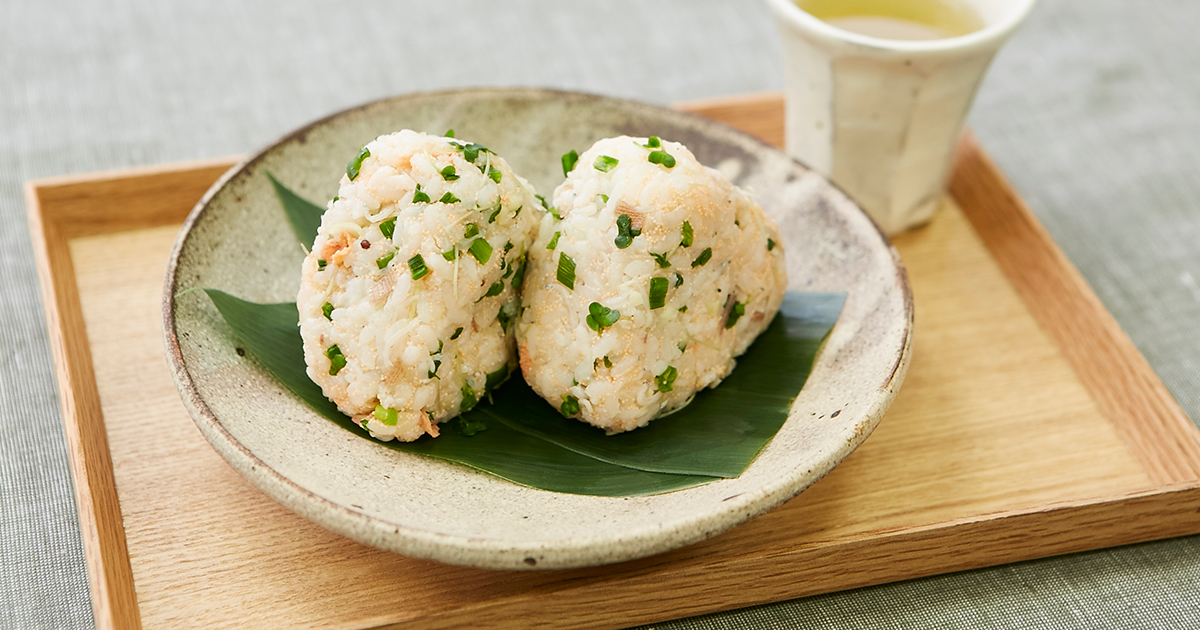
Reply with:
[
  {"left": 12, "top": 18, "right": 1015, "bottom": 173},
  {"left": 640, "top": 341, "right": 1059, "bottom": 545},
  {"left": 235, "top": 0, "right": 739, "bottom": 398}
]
[
  {"left": 317, "top": 259, "right": 327, "bottom": 271},
  {"left": 464, "top": 223, "right": 480, "bottom": 238},
  {"left": 560, "top": 394, "right": 580, "bottom": 417},
  {"left": 678, "top": 341, "right": 687, "bottom": 353},
  {"left": 485, "top": 364, "right": 509, "bottom": 392},
  {"left": 681, "top": 221, "right": 693, "bottom": 247},
  {"left": 674, "top": 272, "right": 684, "bottom": 287},
  {"left": 488, "top": 168, "right": 502, "bottom": 184},
  {"left": 412, "top": 183, "right": 431, "bottom": 204},
  {"left": 547, "top": 231, "right": 561, "bottom": 250},
  {"left": 599, "top": 194, "right": 609, "bottom": 204},
  {"left": 648, "top": 277, "right": 668, "bottom": 310},
  {"left": 440, "top": 165, "right": 459, "bottom": 181},
  {"left": 645, "top": 136, "right": 661, "bottom": 148},
  {"left": 536, "top": 194, "right": 549, "bottom": 209},
  {"left": 469, "top": 238, "right": 493, "bottom": 264},
  {"left": 498, "top": 306, "right": 513, "bottom": 333},
  {"left": 768, "top": 238, "right": 777, "bottom": 251},
  {"left": 678, "top": 305, "right": 688, "bottom": 313},
  {"left": 442, "top": 248, "right": 457, "bottom": 261},
  {"left": 346, "top": 146, "right": 370, "bottom": 180},
  {"left": 488, "top": 204, "right": 503, "bottom": 223},
  {"left": 407, "top": 254, "right": 429, "bottom": 279},
  {"left": 379, "top": 217, "right": 396, "bottom": 240},
  {"left": 511, "top": 258, "right": 526, "bottom": 290},
  {"left": 725, "top": 301, "right": 746, "bottom": 329},
  {"left": 691, "top": 247, "right": 713, "bottom": 267},
  {"left": 322, "top": 302, "right": 334, "bottom": 320},
  {"left": 561, "top": 150, "right": 579, "bottom": 176},
  {"left": 428, "top": 359, "right": 441, "bottom": 379},
  {"left": 586, "top": 302, "right": 620, "bottom": 332},
  {"left": 433, "top": 340, "right": 443, "bottom": 355},
  {"left": 650, "top": 252, "right": 671, "bottom": 268},
  {"left": 655, "top": 366, "right": 678, "bottom": 393},
  {"left": 603, "top": 356, "right": 613, "bottom": 368},
  {"left": 594, "top": 155, "right": 619, "bottom": 172},
  {"left": 444, "top": 129, "right": 455, "bottom": 138},
  {"left": 450, "top": 327, "right": 464, "bottom": 340},
  {"left": 557, "top": 253, "right": 575, "bottom": 289},
  {"left": 439, "top": 191, "right": 460, "bottom": 204},
  {"left": 326, "top": 345, "right": 346, "bottom": 375},
  {"left": 460, "top": 382, "right": 478, "bottom": 413},
  {"left": 374, "top": 404, "right": 398, "bottom": 426},
  {"left": 462, "top": 143, "right": 488, "bottom": 163},
  {"left": 648, "top": 150, "right": 676, "bottom": 168},
  {"left": 513, "top": 205, "right": 523, "bottom": 218},
  {"left": 376, "top": 252, "right": 395, "bottom": 269},
  {"left": 482, "top": 279, "right": 504, "bottom": 298},
  {"left": 614, "top": 214, "right": 642, "bottom": 249}
]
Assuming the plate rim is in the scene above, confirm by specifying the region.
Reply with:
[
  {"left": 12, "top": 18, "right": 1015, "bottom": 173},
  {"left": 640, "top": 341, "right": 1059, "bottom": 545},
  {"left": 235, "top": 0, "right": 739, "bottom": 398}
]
[{"left": 162, "top": 86, "right": 913, "bottom": 569}]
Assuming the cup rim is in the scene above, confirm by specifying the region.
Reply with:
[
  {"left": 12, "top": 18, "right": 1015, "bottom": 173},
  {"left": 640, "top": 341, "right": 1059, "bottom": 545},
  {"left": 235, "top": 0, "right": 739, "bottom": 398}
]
[{"left": 764, "top": 0, "right": 1037, "bottom": 54}]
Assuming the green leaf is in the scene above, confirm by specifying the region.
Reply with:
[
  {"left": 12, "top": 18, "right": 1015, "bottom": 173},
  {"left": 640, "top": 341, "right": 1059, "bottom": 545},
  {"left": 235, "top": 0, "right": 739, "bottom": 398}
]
[
  {"left": 267, "top": 172, "right": 325, "bottom": 245},
  {"left": 648, "top": 150, "right": 676, "bottom": 168},
  {"left": 412, "top": 184, "right": 431, "bottom": 204},
  {"left": 557, "top": 252, "right": 575, "bottom": 289},
  {"left": 725, "top": 300, "right": 745, "bottom": 329},
  {"left": 650, "top": 252, "right": 670, "bottom": 268},
  {"left": 346, "top": 146, "right": 370, "bottom": 180},
  {"left": 440, "top": 165, "right": 459, "bottom": 181},
  {"left": 201, "top": 288, "right": 843, "bottom": 492},
  {"left": 408, "top": 254, "right": 429, "bottom": 280},
  {"left": 594, "top": 155, "right": 619, "bottom": 172},
  {"left": 468, "top": 238, "right": 493, "bottom": 265},
  {"left": 486, "top": 292, "right": 846, "bottom": 477},
  {"left": 379, "top": 217, "right": 396, "bottom": 240},
  {"left": 561, "top": 150, "right": 579, "bottom": 176},
  {"left": 648, "top": 277, "right": 668, "bottom": 310},
  {"left": 585, "top": 302, "right": 620, "bottom": 332},
  {"left": 655, "top": 366, "right": 678, "bottom": 392},
  {"left": 681, "top": 221, "right": 693, "bottom": 248},
  {"left": 615, "top": 214, "right": 641, "bottom": 249},
  {"left": 439, "top": 191, "right": 460, "bottom": 204}
]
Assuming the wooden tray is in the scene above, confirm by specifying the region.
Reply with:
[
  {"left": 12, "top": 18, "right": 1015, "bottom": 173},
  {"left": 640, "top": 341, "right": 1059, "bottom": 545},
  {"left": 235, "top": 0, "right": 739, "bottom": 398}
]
[{"left": 27, "top": 93, "right": 1200, "bottom": 630}]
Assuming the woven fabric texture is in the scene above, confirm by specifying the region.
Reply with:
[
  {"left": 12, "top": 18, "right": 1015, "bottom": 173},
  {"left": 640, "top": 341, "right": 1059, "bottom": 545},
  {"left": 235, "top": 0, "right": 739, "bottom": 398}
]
[{"left": 2, "top": 1, "right": 1198, "bottom": 628}]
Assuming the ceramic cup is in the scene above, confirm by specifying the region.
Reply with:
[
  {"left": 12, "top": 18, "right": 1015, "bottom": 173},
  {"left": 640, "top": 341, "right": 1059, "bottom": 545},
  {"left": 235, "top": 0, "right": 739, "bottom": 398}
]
[{"left": 764, "top": 0, "right": 1036, "bottom": 234}]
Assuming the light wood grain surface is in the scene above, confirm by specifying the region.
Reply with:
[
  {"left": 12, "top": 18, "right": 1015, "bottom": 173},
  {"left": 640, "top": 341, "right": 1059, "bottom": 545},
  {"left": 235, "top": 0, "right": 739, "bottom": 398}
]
[{"left": 27, "top": 94, "right": 1200, "bottom": 629}]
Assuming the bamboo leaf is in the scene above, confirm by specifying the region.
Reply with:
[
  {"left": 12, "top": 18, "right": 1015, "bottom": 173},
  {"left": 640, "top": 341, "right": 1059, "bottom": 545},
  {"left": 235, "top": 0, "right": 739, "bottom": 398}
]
[
  {"left": 202, "top": 289, "right": 715, "bottom": 496},
  {"left": 267, "top": 172, "right": 325, "bottom": 245},
  {"left": 196, "top": 182, "right": 846, "bottom": 496},
  {"left": 490, "top": 293, "right": 844, "bottom": 477}
]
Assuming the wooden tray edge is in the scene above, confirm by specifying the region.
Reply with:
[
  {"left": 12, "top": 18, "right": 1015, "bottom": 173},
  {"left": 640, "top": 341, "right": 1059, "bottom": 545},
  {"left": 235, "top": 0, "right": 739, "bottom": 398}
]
[
  {"left": 25, "top": 182, "right": 143, "bottom": 630},
  {"left": 950, "top": 133, "right": 1200, "bottom": 484}
]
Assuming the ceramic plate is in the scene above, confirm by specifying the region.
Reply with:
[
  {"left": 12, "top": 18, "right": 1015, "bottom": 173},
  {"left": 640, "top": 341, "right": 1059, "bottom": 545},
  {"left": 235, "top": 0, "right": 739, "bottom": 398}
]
[{"left": 163, "top": 88, "right": 912, "bottom": 570}]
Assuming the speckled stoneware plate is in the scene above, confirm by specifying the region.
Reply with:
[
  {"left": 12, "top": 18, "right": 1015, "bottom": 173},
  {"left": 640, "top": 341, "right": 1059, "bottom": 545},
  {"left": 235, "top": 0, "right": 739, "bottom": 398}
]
[{"left": 164, "top": 88, "right": 912, "bottom": 570}]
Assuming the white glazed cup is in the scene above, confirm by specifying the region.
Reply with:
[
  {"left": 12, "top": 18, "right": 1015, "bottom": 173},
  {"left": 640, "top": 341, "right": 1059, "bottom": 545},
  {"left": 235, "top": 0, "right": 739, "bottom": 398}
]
[{"left": 764, "top": 0, "right": 1036, "bottom": 234}]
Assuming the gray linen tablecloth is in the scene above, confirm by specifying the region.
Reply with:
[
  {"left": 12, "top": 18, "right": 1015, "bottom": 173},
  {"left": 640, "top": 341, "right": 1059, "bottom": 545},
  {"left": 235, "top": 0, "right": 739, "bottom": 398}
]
[{"left": 3, "top": 1, "right": 1199, "bottom": 628}]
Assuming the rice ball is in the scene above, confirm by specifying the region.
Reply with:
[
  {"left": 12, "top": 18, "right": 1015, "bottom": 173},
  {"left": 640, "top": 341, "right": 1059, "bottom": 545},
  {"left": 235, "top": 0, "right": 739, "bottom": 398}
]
[
  {"left": 516, "top": 136, "right": 787, "bottom": 433},
  {"left": 298, "top": 130, "right": 542, "bottom": 441}
]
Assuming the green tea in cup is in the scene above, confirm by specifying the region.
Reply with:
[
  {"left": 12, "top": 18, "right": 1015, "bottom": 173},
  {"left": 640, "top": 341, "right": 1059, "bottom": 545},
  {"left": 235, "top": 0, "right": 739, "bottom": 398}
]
[{"left": 794, "top": 0, "right": 984, "bottom": 40}]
